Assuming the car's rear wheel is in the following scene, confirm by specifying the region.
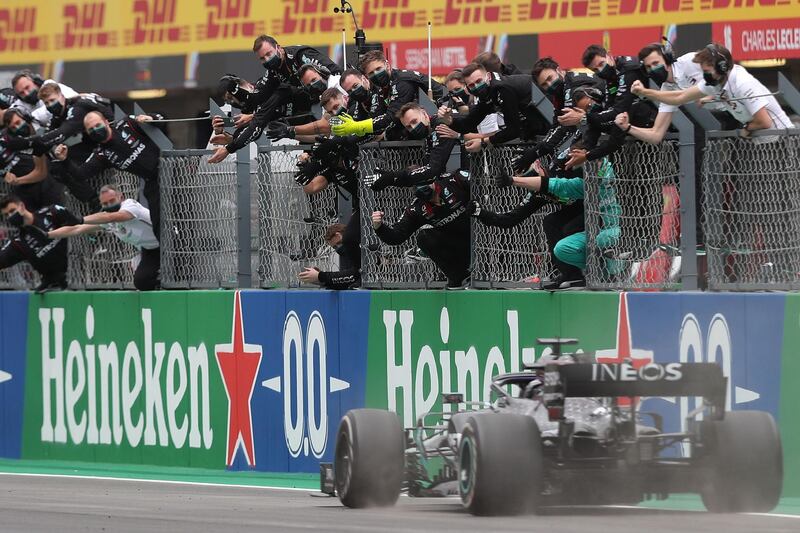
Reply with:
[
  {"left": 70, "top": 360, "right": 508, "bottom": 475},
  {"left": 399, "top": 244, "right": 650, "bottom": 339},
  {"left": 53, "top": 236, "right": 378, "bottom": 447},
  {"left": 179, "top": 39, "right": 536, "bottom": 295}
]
[
  {"left": 458, "top": 413, "right": 543, "bottom": 516},
  {"left": 334, "top": 409, "right": 405, "bottom": 508},
  {"left": 700, "top": 410, "right": 782, "bottom": 513}
]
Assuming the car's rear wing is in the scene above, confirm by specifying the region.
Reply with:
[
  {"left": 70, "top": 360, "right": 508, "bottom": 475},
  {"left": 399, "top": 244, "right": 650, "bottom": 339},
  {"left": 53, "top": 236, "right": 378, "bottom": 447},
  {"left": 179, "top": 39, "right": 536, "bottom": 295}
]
[{"left": 544, "top": 362, "right": 727, "bottom": 418}]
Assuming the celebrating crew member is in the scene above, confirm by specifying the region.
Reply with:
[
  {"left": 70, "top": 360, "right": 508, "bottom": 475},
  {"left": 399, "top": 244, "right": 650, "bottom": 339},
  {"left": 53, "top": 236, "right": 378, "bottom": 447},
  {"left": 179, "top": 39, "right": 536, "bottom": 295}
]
[
  {"left": 331, "top": 50, "right": 445, "bottom": 140},
  {"left": 630, "top": 43, "right": 792, "bottom": 134},
  {"left": 438, "top": 62, "right": 542, "bottom": 151},
  {"left": 1, "top": 120, "right": 63, "bottom": 211},
  {"left": 266, "top": 86, "right": 349, "bottom": 142},
  {"left": 0, "top": 195, "right": 82, "bottom": 293},
  {"left": 371, "top": 169, "right": 472, "bottom": 289},
  {"left": 51, "top": 111, "right": 164, "bottom": 240},
  {"left": 47, "top": 184, "right": 160, "bottom": 291},
  {"left": 9, "top": 70, "right": 78, "bottom": 129}
]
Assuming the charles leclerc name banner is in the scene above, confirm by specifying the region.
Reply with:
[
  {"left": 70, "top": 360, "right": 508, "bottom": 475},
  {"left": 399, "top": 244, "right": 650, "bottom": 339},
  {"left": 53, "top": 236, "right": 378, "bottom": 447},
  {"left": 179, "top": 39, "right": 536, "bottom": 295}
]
[
  {"left": 1, "top": 0, "right": 799, "bottom": 64},
  {"left": 0, "top": 289, "right": 797, "bottom": 495}
]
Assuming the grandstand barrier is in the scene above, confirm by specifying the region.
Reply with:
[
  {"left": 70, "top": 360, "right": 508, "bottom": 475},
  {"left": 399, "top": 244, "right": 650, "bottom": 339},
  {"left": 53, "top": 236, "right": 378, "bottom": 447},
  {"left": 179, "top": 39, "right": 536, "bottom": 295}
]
[{"left": 0, "top": 289, "right": 796, "bottom": 497}]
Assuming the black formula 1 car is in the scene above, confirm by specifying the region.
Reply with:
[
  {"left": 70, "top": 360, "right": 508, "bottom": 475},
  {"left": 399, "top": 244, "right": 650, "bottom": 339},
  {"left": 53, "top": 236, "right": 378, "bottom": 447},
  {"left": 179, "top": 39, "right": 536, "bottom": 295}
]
[{"left": 321, "top": 339, "right": 783, "bottom": 515}]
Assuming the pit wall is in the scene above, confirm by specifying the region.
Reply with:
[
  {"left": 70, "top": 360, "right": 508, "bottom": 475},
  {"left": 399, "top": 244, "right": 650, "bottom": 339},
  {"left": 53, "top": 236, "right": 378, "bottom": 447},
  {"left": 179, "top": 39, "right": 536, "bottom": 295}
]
[{"left": 0, "top": 290, "right": 797, "bottom": 495}]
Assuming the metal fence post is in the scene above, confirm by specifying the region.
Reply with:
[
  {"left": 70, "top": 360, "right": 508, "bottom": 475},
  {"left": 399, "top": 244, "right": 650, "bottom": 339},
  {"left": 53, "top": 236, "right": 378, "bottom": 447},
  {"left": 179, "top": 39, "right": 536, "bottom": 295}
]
[
  {"left": 672, "top": 108, "right": 698, "bottom": 290},
  {"left": 237, "top": 147, "right": 252, "bottom": 288}
]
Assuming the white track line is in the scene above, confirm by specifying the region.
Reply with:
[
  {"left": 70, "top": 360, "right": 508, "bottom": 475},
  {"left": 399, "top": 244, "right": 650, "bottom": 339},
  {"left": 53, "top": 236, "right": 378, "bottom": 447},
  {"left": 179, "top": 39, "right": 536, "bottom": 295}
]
[
  {"left": 608, "top": 504, "right": 800, "bottom": 519},
  {"left": 0, "top": 471, "right": 318, "bottom": 493}
]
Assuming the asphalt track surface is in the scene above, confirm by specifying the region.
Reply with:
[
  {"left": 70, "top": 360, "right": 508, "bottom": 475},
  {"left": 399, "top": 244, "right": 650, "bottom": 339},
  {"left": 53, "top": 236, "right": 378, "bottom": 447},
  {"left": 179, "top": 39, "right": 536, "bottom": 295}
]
[{"left": 0, "top": 474, "right": 798, "bottom": 532}]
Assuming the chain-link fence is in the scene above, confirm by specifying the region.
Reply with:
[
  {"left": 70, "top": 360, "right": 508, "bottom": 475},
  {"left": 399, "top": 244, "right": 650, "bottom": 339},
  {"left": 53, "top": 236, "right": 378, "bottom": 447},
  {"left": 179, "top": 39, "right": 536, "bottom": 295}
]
[
  {"left": 583, "top": 140, "right": 682, "bottom": 290},
  {"left": 256, "top": 144, "right": 340, "bottom": 288},
  {"left": 702, "top": 129, "right": 800, "bottom": 290},
  {"left": 357, "top": 141, "right": 446, "bottom": 288},
  {"left": 0, "top": 181, "right": 37, "bottom": 290},
  {"left": 470, "top": 145, "right": 558, "bottom": 288},
  {"left": 159, "top": 151, "right": 238, "bottom": 288},
  {"left": 66, "top": 169, "right": 140, "bottom": 289}
]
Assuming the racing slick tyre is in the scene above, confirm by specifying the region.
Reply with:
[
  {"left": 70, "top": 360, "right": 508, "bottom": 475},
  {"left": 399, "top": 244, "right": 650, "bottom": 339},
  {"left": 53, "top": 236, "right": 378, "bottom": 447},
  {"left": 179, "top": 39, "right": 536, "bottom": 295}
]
[
  {"left": 701, "top": 410, "right": 783, "bottom": 513},
  {"left": 334, "top": 409, "right": 405, "bottom": 508},
  {"left": 458, "top": 413, "right": 543, "bottom": 516}
]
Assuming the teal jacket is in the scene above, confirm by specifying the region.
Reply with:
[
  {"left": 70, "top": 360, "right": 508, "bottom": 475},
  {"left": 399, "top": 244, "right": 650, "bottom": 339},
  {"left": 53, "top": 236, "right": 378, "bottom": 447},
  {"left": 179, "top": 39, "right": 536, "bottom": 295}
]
[{"left": 545, "top": 158, "right": 620, "bottom": 229}]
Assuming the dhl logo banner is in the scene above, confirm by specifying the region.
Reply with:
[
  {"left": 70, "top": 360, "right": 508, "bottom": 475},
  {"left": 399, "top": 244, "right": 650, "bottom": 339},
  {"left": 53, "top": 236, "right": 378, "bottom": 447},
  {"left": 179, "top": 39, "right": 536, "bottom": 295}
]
[{"left": 0, "top": 0, "right": 798, "bottom": 64}]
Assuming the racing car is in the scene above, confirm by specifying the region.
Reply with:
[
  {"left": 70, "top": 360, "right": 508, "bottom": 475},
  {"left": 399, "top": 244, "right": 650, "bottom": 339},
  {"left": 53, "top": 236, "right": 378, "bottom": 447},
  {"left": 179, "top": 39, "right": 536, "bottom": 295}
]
[{"left": 321, "top": 338, "right": 783, "bottom": 515}]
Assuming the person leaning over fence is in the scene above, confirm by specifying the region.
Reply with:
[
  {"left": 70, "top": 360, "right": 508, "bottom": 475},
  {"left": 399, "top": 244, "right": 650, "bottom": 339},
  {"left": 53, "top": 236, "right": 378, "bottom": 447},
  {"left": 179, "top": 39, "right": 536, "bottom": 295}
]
[
  {"left": 0, "top": 194, "right": 82, "bottom": 293},
  {"left": 336, "top": 68, "right": 389, "bottom": 141},
  {"left": 330, "top": 50, "right": 445, "bottom": 141},
  {"left": 267, "top": 87, "right": 349, "bottom": 143},
  {"left": 10, "top": 70, "right": 78, "bottom": 130},
  {"left": 631, "top": 43, "right": 793, "bottom": 134},
  {"left": 1, "top": 119, "right": 64, "bottom": 211},
  {"left": 369, "top": 103, "right": 459, "bottom": 191},
  {"left": 50, "top": 111, "right": 164, "bottom": 241},
  {"left": 437, "top": 62, "right": 542, "bottom": 153},
  {"left": 371, "top": 169, "right": 473, "bottom": 289},
  {"left": 209, "top": 73, "right": 292, "bottom": 163},
  {"left": 47, "top": 184, "right": 160, "bottom": 291},
  {"left": 298, "top": 223, "right": 360, "bottom": 290}
]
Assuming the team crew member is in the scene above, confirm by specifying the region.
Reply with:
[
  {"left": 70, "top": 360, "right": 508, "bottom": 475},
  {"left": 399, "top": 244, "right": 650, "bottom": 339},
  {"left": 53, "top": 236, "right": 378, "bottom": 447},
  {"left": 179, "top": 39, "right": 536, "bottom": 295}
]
[
  {"left": 555, "top": 45, "right": 655, "bottom": 168},
  {"left": 370, "top": 103, "right": 459, "bottom": 190},
  {"left": 48, "top": 185, "right": 160, "bottom": 291},
  {"left": 293, "top": 129, "right": 362, "bottom": 289},
  {"left": 371, "top": 170, "right": 472, "bottom": 288},
  {"left": 513, "top": 57, "right": 603, "bottom": 173},
  {"left": 210, "top": 74, "right": 292, "bottom": 161},
  {"left": 336, "top": 69, "right": 388, "bottom": 140},
  {"left": 438, "top": 63, "right": 541, "bottom": 151},
  {"left": 612, "top": 43, "right": 703, "bottom": 144},
  {"left": 10, "top": 71, "right": 78, "bottom": 129},
  {"left": 331, "top": 50, "right": 445, "bottom": 140},
  {"left": 631, "top": 43, "right": 793, "bottom": 134},
  {"left": 0, "top": 195, "right": 82, "bottom": 292},
  {"left": 51, "top": 111, "right": 164, "bottom": 240},
  {"left": 266, "top": 86, "right": 349, "bottom": 142},
  {"left": 1, "top": 122, "right": 63, "bottom": 210},
  {"left": 473, "top": 51, "right": 523, "bottom": 76}
]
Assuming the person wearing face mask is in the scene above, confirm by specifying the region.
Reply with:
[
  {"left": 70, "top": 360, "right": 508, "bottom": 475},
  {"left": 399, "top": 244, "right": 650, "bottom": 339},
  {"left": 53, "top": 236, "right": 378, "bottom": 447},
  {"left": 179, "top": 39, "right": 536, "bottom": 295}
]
[
  {"left": 0, "top": 195, "right": 82, "bottom": 292},
  {"left": 50, "top": 111, "right": 164, "bottom": 241},
  {"left": 438, "top": 62, "right": 541, "bottom": 152},
  {"left": 47, "top": 184, "right": 160, "bottom": 291},
  {"left": 611, "top": 43, "right": 703, "bottom": 144},
  {"left": 336, "top": 69, "right": 387, "bottom": 140},
  {"left": 371, "top": 169, "right": 473, "bottom": 288},
  {"left": 331, "top": 50, "right": 445, "bottom": 141},
  {"left": 369, "top": 103, "right": 460, "bottom": 191},
  {"left": 512, "top": 57, "right": 604, "bottom": 174},
  {"left": 1, "top": 110, "right": 64, "bottom": 211},
  {"left": 631, "top": 43, "right": 792, "bottom": 135},
  {"left": 294, "top": 133, "right": 362, "bottom": 289},
  {"left": 266, "top": 84, "right": 350, "bottom": 143},
  {"left": 9, "top": 70, "right": 78, "bottom": 130},
  {"left": 209, "top": 74, "right": 292, "bottom": 161}
]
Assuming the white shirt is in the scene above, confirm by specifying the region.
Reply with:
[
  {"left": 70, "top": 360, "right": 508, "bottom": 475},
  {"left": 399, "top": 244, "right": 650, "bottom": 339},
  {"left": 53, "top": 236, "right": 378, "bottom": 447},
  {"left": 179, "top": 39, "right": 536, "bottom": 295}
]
[
  {"left": 102, "top": 199, "right": 159, "bottom": 250},
  {"left": 697, "top": 64, "right": 792, "bottom": 129},
  {"left": 327, "top": 74, "right": 348, "bottom": 97},
  {"left": 11, "top": 81, "right": 78, "bottom": 129},
  {"left": 658, "top": 53, "right": 704, "bottom": 113}
]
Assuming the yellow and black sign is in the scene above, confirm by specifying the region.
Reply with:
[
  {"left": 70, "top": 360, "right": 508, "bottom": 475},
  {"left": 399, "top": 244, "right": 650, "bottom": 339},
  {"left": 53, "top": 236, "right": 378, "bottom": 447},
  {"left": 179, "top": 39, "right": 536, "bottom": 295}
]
[{"left": 0, "top": 0, "right": 798, "bottom": 64}]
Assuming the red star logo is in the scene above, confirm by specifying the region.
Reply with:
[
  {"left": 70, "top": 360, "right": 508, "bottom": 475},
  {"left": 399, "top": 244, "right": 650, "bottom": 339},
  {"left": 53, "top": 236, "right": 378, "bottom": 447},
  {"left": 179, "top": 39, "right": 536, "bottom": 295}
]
[
  {"left": 215, "top": 292, "right": 262, "bottom": 466},
  {"left": 595, "top": 293, "right": 653, "bottom": 406}
]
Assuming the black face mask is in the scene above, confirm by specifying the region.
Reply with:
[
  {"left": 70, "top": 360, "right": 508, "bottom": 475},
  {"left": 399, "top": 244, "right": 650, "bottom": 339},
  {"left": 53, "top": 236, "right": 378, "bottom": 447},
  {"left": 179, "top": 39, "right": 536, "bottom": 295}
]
[
  {"left": 369, "top": 67, "right": 390, "bottom": 88},
  {"left": 332, "top": 105, "right": 347, "bottom": 116},
  {"left": 11, "top": 122, "right": 31, "bottom": 137},
  {"left": 703, "top": 72, "right": 720, "bottom": 86},
  {"left": 451, "top": 88, "right": 467, "bottom": 100},
  {"left": 262, "top": 53, "right": 281, "bottom": 71},
  {"left": 348, "top": 84, "right": 369, "bottom": 102},
  {"left": 408, "top": 122, "right": 428, "bottom": 140},
  {"left": 87, "top": 124, "right": 109, "bottom": 143},
  {"left": 546, "top": 76, "right": 564, "bottom": 97},
  {"left": 415, "top": 183, "right": 435, "bottom": 201},
  {"left": 309, "top": 79, "right": 327, "bottom": 95},
  {"left": 7, "top": 211, "right": 24, "bottom": 228},
  {"left": 469, "top": 79, "right": 491, "bottom": 100},
  {"left": 101, "top": 203, "right": 122, "bottom": 213},
  {"left": 21, "top": 89, "right": 38, "bottom": 105},
  {"left": 597, "top": 62, "right": 616, "bottom": 81},
  {"left": 648, "top": 64, "right": 669, "bottom": 85},
  {"left": 46, "top": 100, "right": 64, "bottom": 117}
]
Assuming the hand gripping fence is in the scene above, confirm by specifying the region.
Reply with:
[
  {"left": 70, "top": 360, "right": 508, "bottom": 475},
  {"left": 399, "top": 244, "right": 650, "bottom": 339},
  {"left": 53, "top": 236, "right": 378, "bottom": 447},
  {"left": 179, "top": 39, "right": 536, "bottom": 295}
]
[
  {"left": 357, "top": 141, "right": 445, "bottom": 289},
  {"left": 470, "top": 144, "right": 558, "bottom": 288},
  {"left": 702, "top": 129, "right": 800, "bottom": 290},
  {"left": 159, "top": 151, "right": 238, "bottom": 288},
  {"left": 256, "top": 144, "right": 340, "bottom": 288},
  {"left": 583, "top": 139, "right": 682, "bottom": 290}
]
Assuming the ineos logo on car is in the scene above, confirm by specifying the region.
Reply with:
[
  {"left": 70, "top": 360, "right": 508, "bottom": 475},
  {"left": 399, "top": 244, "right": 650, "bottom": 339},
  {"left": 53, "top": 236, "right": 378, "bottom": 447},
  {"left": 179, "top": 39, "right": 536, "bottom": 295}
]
[{"left": 591, "top": 362, "right": 683, "bottom": 382}]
